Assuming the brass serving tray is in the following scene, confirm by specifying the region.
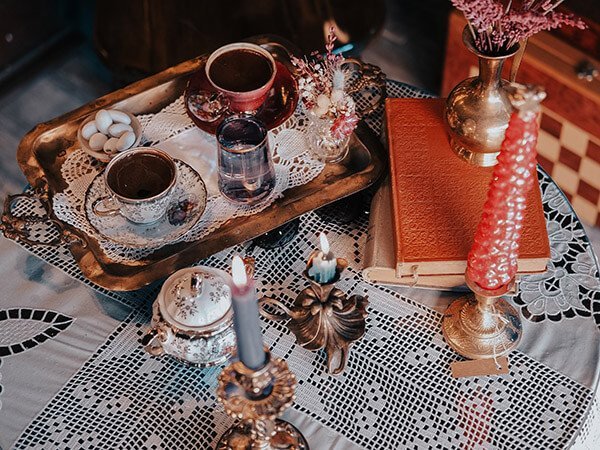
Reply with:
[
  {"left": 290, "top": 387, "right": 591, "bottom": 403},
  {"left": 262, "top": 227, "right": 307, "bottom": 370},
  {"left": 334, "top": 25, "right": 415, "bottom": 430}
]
[{"left": 6, "top": 36, "right": 387, "bottom": 291}]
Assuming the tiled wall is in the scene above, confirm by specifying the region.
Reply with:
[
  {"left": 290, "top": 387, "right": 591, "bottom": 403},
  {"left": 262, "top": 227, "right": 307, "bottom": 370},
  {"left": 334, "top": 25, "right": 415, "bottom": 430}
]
[{"left": 538, "top": 108, "right": 600, "bottom": 227}]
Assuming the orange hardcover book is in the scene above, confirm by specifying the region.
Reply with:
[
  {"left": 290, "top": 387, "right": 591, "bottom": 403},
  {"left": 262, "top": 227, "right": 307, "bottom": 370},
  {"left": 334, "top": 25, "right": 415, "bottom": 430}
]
[{"left": 385, "top": 98, "right": 550, "bottom": 277}]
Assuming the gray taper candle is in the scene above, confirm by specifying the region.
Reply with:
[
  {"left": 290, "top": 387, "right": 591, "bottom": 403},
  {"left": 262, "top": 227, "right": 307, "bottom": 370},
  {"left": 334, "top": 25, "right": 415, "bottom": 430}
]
[{"left": 230, "top": 255, "right": 266, "bottom": 370}]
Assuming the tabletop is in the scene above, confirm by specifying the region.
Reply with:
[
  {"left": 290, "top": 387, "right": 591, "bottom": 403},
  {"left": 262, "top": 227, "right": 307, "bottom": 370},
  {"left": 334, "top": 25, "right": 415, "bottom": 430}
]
[{"left": 1, "top": 80, "right": 600, "bottom": 450}]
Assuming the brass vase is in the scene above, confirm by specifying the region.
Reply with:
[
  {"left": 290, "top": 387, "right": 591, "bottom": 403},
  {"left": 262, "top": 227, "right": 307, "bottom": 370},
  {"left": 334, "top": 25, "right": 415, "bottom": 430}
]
[{"left": 445, "top": 27, "right": 521, "bottom": 167}]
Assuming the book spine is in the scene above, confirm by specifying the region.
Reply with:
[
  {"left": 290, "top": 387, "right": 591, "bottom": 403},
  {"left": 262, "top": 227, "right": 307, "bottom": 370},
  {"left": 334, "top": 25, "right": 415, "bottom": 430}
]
[
  {"left": 385, "top": 98, "right": 406, "bottom": 273},
  {"left": 363, "top": 182, "right": 385, "bottom": 273}
]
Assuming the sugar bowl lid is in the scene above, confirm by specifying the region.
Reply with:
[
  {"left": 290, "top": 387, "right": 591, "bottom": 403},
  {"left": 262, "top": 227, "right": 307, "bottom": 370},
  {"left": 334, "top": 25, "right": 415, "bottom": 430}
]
[{"left": 158, "top": 266, "right": 233, "bottom": 330}]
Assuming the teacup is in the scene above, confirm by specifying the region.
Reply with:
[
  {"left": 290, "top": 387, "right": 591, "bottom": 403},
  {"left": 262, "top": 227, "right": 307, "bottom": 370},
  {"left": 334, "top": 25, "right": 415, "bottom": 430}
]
[
  {"left": 92, "top": 147, "right": 178, "bottom": 224},
  {"left": 205, "top": 42, "right": 276, "bottom": 113}
]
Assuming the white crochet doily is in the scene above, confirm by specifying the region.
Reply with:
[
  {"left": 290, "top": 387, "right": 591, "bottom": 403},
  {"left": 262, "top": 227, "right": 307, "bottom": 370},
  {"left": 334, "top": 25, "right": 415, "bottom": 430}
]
[{"left": 52, "top": 96, "right": 324, "bottom": 262}]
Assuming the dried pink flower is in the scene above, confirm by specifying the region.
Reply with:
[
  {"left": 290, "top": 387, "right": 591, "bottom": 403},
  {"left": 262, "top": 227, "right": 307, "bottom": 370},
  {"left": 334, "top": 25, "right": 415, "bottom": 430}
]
[
  {"left": 291, "top": 26, "right": 343, "bottom": 101},
  {"left": 291, "top": 26, "right": 359, "bottom": 139},
  {"left": 451, "top": 0, "right": 503, "bottom": 34},
  {"left": 451, "top": 0, "right": 587, "bottom": 55},
  {"left": 331, "top": 113, "right": 359, "bottom": 140}
]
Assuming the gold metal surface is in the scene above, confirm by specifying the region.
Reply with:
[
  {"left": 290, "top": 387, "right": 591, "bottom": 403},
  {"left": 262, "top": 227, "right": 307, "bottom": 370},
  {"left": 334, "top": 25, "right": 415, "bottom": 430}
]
[
  {"left": 445, "top": 27, "right": 521, "bottom": 167},
  {"left": 216, "top": 351, "right": 309, "bottom": 450},
  {"left": 259, "top": 251, "right": 368, "bottom": 375},
  {"left": 342, "top": 59, "right": 387, "bottom": 116},
  {"left": 3, "top": 35, "right": 387, "bottom": 291},
  {"left": 442, "top": 275, "right": 523, "bottom": 360}
]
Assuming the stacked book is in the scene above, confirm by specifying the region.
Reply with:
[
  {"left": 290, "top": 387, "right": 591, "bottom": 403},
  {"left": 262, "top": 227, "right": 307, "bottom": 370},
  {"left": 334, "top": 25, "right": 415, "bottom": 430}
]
[{"left": 362, "top": 98, "right": 550, "bottom": 290}]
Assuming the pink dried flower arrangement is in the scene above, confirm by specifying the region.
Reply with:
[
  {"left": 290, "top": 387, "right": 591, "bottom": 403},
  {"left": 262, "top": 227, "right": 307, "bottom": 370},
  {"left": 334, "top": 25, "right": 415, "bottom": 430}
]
[
  {"left": 291, "top": 27, "right": 359, "bottom": 140},
  {"left": 451, "top": 0, "right": 586, "bottom": 55}
]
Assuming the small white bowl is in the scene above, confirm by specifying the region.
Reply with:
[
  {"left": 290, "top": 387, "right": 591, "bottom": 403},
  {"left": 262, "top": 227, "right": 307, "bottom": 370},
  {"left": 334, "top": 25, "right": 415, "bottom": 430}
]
[{"left": 77, "top": 110, "right": 142, "bottom": 163}]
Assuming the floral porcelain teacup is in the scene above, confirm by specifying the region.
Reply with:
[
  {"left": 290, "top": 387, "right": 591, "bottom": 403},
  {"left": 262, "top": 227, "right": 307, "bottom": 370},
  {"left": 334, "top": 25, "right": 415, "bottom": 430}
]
[{"left": 92, "top": 147, "right": 178, "bottom": 224}]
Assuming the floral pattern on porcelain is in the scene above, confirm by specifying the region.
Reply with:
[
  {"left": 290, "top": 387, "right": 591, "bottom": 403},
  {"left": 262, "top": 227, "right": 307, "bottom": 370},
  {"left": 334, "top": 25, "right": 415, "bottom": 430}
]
[
  {"left": 144, "top": 266, "right": 235, "bottom": 366},
  {"left": 148, "top": 301, "right": 235, "bottom": 367},
  {"left": 160, "top": 326, "right": 236, "bottom": 366},
  {"left": 168, "top": 272, "right": 230, "bottom": 325},
  {"left": 122, "top": 191, "right": 170, "bottom": 223},
  {"left": 86, "top": 161, "right": 207, "bottom": 248}
]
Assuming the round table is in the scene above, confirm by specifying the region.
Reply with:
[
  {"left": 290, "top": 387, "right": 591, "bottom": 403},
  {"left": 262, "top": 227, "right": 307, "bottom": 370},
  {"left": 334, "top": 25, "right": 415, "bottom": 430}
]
[{"left": 1, "top": 80, "right": 599, "bottom": 450}]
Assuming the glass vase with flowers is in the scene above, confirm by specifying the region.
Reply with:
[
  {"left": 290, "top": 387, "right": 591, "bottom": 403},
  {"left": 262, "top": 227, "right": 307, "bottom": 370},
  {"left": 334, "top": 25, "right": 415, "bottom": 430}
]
[{"left": 292, "top": 28, "right": 360, "bottom": 163}]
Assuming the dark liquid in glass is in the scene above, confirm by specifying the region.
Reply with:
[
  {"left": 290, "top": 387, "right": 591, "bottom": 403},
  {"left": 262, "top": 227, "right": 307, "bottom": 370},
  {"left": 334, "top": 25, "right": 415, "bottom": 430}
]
[
  {"left": 209, "top": 49, "right": 272, "bottom": 92},
  {"left": 107, "top": 153, "right": 174, "bottom": 200}
]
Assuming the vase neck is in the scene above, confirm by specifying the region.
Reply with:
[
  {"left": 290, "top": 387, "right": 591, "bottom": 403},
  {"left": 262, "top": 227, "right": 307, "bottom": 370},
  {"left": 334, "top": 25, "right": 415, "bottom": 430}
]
[{"left": 478, "top": 57, "right": 506, "bottom": 90}]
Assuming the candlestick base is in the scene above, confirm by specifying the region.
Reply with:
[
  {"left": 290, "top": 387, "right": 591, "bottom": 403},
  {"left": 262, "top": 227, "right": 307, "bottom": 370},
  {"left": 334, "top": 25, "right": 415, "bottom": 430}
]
[
  {"left": 216, "top": 419, "right": 308, "bottom": 450},
  {"left": 259, "top": 251, "right": 368, "bottom": 375},
  {"left": 442, "top": 278, "right": 522, "bottom": 360},
  {"left": 216, "top": 352, "right": 309, "bottom": 450}
]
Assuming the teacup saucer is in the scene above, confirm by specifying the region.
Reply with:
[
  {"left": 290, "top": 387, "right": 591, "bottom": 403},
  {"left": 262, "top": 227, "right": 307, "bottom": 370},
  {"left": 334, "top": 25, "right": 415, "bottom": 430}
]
[
  {"left": 85, "top": 160, "right": 207, "bottom": 249},
  {"left": 185, "top": 59, "right": 299, "bottom": 134}
]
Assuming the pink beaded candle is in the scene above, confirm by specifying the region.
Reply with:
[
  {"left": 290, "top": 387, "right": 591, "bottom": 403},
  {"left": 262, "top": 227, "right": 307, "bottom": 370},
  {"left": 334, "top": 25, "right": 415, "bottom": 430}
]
[{"left": 466, "top": 86, "right": 546, "bottom": 290}]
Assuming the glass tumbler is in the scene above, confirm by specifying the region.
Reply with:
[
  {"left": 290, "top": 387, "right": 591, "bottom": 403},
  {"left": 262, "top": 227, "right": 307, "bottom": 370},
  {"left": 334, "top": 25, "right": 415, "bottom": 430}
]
[{"left": 216, "top": 115, "right": 276, "bottom": 204}]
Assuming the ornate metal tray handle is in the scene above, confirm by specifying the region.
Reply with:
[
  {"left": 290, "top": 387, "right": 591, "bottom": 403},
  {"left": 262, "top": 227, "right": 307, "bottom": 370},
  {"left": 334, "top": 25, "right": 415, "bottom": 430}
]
[
  {"left": 343, "top": 59, "right": 387, "bottom": 116},
  {"left": 1, "top": 182, "right": 85, "bottom": 249},
  {"left": 260, "top": 252, "right": 368, "bottom": 375}
]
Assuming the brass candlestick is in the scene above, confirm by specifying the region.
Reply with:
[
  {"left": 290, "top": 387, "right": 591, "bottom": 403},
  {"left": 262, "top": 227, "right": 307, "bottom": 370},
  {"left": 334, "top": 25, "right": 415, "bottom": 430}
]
[
  {"left": 442, "top": 274, "right": 522, "bottom": 360},
  {"left": 216, "top": 350, "right": 308, "bottom": 449},
  {"left": 260, "top": 251, "right": 368, "bottom": 375}
]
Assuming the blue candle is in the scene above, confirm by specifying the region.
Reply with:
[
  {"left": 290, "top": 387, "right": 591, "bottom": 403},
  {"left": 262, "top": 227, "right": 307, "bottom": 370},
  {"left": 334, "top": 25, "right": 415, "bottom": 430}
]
[
  {"left": 230, "top": 256, "right": 266, "bottom": 370},
  {"left": 308, "top": 232, "right": 337, "bottom": 284}
]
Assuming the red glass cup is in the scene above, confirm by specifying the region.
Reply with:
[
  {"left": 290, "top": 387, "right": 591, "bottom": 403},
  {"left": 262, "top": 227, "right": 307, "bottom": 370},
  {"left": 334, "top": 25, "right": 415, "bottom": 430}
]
[{"left": 205, "top": 43, "right": 276, "bottom": 114}]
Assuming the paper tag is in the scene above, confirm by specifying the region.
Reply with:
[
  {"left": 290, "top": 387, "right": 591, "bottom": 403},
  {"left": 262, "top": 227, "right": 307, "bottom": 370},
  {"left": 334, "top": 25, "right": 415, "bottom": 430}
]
[{"left": 450, "top": 356, "right": 509, "bottom": 378}]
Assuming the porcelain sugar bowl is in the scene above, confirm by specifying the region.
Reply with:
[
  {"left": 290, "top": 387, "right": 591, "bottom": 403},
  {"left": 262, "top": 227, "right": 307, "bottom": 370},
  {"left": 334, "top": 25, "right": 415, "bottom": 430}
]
[{"left": 142, "top": 266, "right": 236, "bottom": 367}]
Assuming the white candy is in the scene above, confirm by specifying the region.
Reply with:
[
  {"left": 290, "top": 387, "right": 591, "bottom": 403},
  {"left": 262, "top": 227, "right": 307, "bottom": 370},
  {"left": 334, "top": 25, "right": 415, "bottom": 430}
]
[
  {"left": 313, "top": 104, "right": 328, "bottom": 117},
  {"left": 88, "top": 133, "right": 108, "bottom": 151},
  {"left": 316, "top": 94, "right": 331, "bottom": 110},
  {"left": 94, "top": 110, "right": 113, "bottom": 134},
  {"left": 116, "top": 131, "right": 136, "bottom": 151},
  {"left": 108, "top": 110, "right": 131, "bottom": 124},
  {"left": 81, "top": 121, "right": 98, "bottom": 140},
  {"left": 108, "top": 123, "right": 133, "bottom": 138},
  {"left": 103, "top": 137, "right": 119, "bottom": 154}
]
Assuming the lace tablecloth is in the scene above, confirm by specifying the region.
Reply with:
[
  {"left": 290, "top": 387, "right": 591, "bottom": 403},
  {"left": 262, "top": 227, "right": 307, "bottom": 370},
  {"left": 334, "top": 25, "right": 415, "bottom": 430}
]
[{"left": 1, "top": 81, "right": 600, "bottom": 449}]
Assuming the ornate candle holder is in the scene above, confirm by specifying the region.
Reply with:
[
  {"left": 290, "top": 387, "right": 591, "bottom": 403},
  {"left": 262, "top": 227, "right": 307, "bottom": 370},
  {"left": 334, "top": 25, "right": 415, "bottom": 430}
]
[
  {"left": 216, "top": 350, "right": 308, "bottom": 449},
  {"left": 443, "top": 84, "right": 545, "bottom": 361},
  {"left": 442, "top": 274, "right": 522, "bottom": 360},
  {"left": 260, "top": 251, "right": 368, "bottom": 375}
]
